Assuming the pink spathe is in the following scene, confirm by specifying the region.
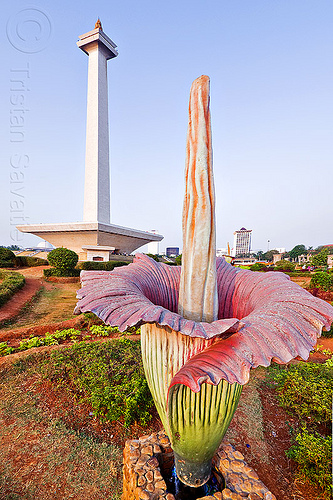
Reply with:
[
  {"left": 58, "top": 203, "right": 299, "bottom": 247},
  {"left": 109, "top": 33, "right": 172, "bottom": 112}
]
[{"left": 76, "top": 254, "right": 333, "bottom": 389}]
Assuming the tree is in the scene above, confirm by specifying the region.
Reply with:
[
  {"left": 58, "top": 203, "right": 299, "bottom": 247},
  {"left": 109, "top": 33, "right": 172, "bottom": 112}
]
[
  {"left": 288, "top": 244, "right": 307, "bottom": 261},
  {"left": 256, "top": 250, "right": 264, "bottom": 261},
  {"left": 262, "top": 250, "right": 279, "bottom": 262},
  {"left": 311, "top": 248, "right": 330, "bottom": 268}
]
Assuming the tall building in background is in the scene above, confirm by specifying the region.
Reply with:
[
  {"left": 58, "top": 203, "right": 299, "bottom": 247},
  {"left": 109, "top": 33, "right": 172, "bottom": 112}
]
[
  {"left": 232, "top": 228, "right": 252, "bottom": 256},
  {"left": 166, "top": 247, "right": 180, "bottom": 258}
]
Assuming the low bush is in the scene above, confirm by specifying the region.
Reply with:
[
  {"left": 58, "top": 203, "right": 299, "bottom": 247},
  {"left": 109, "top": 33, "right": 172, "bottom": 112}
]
[
  {"left": 0, "top": 248, "right": 16, "bottom": 268},
  {"left": 310, "top": 271, "right": 333, "bottom": 291},
  {"left": 78, "top": 261, "right": 129, "bottom": 271},
  {"left": 0, "top": 270, "right": 25, "bottom": 307},
  {"left": 250, "top": 262, "right": 266, "bottom": 272},
  {"left": 15, "top": 256, "right": 48, "bottom": 267},
  {"left": 146, "top": 253, "right": 160, "bottom": 262},
  {"left": 43, "top": 338, "right": 153, "bottom": 427},
  {"left": 273, "top": 362, "right": 332, "bottom": 426},
  {"left": 269, "top": 361, "right": 333, "bottom": 496},
  {"left": 286, "top": 428, "right": 332, "bottom": 493},
  {"left": 47, "top": 247, "right": 78, "bottom": 271},
  {"left": 89, "top": 324, "right": 140, "bottom": 337},
  {"left": 274, "top": 260, "right": 296, "bottom": 272},
  {"left": 43, "top": 268, "right": 80, "bottom": 278}
]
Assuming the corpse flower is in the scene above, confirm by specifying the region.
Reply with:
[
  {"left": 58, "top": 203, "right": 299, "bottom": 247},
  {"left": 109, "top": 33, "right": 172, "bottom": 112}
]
[{"left": 76, "top": 76, "right": 333, "bottom": 488}]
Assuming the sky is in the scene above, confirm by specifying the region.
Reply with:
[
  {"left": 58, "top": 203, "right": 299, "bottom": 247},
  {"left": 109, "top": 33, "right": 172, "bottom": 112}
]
[{"left": 1, "top": 0, "right": 332, "bottom": 254}]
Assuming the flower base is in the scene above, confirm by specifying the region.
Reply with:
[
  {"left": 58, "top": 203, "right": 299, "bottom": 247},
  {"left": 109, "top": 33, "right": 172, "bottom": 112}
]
[{"left": 122, "top": 431, "right": 276, "bottom": 500}]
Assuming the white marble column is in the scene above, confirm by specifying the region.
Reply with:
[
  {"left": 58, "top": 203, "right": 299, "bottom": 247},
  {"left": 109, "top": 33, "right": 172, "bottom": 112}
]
[{"left": 77, "top": 21, "right": 118, "bottom": 224}]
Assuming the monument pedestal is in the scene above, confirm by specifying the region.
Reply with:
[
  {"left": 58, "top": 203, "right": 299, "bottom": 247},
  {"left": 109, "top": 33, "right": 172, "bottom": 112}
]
[{"left": 17, "top": 221, "right": 163, "bottom": 260}]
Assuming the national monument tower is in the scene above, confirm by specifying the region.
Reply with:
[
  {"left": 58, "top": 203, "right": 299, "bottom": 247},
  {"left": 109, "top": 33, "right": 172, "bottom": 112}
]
[{"left": 17, "top": 20, "right": 163, "bottom": 260}]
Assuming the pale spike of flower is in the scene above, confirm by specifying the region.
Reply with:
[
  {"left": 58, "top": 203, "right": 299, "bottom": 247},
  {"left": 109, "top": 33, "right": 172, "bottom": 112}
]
[{"left": 178, "top": 75, "right": 218, "bottom": 323}]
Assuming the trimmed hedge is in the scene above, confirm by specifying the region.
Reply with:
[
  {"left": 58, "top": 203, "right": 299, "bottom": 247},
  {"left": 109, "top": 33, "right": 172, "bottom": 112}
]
[
  {"left": 15, "top": 256, "right": 48, "bottom": 267},
  {"left": 78, "top": 261, "right": 129, "bottom": 271},
  {"left": 0, "top": 270, "right": 25, "bottom": 307},
  {"left": 44, "top": 268, "right": 81, "bottom": 278},
  {"left": 0, "top": 248, "right": 16, "bottom": 268}
]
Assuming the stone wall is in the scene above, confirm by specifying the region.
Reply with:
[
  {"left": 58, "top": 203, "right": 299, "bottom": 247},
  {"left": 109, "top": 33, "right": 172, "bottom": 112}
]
[{"left": 122, "top": 431, "right": 276, "bottom": 500}]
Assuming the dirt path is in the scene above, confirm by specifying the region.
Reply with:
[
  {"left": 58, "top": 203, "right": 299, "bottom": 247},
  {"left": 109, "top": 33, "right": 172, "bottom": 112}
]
[
  {"left": 0, "top": 278, "right": 43, "bottom": 326},
  {"left": 0, "top": 279, "right": 80, "bottom": 332}
]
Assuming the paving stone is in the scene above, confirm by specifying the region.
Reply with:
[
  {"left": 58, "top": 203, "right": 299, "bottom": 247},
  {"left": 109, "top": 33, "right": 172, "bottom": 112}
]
[
  {"left": 146, "top": 483, "right": 154, "bottom": 493},
  {"left": 146, "top": 470, "right": 154, "bottom": 482},
  {"left": 264, "top": 493, "right": 277, "bottom": 500},
  {"left": 233, "top": 451, "right": 244, "bottom": 461},
  {"left": 141, "top": 445, "right": 153, "bottom": 457}
]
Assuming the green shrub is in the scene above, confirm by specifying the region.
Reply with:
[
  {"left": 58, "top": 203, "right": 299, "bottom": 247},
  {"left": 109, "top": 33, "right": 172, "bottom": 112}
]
[
  {"left": 0, "top": 248, "right": 15, "bottom": 268},
  {"left": 43, "top": 268, "right": 80, "bottom": 278},
  {"left": 286, "top": 428, "right": 332, "bottom": 494},
  {"left": 272, "top": 362, "right": 333, "bottom": 426},
  {"left": 78, "top": 261, "right": 129, "bottom": 271},
  {"left": 0, "top": 271, "right": 25, "bottom": 307},
  {"left": 44, "top": 338, "right": 153, "bottom": 427},
  {"left": 89, "top": 324, "right": 120, "bottom": 337},
  {"left": 146, "top": 253, "right": 160, "bottom": 262},
  {"left": 0, "top": 341, "right": 14, "bottom": 356},
  {"left": 47, "top": 247, "right": 78, "bottom": 271},
  {"left": 274, "top": 259, "right": 296, "bottom": 272},
  {"left": 175, "top": 254, "right": 182, "bottom": 266},
  {"left": 310, "top": 272, "right": 333, "bottom": 291},
  {"left": 18, "top": 329, "right": 82, "bottom": 351},
  {"left": 89, "top": 324, "right": 140, "bottom": 337},
  {"left": 250, "top": 262, "right": 266, "bottom": 272}
]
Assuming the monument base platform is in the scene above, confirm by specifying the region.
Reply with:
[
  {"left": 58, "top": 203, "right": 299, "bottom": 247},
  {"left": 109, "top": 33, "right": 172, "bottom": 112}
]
[{"left": 17, "top": 222, "right": 163, "bottom": 260}]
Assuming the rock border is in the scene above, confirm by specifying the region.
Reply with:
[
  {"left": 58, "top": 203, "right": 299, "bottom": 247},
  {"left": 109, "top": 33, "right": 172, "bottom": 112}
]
[{"left": 122, "top": 431, "right": 276, "bottom": 500}]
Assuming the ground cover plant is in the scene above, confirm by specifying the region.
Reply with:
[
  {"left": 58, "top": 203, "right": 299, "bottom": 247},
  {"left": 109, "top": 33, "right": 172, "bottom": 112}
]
[
  {"left": 43, "top": 338, "right": 153, "bottom": 427},
  {"left": 0, "top": 270, "right": 25, "bottom": 307},
  {"left": 267, "top": 360, "right": 333, "bottom": 496},
  {"left": 0, "top": 324, "right": 140, "bottom": 357}
]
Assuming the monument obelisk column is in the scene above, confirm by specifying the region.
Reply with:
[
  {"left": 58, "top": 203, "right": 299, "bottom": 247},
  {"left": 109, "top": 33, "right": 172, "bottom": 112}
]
[
  {"left": 17, "top": 22, "right": 163, "bottom": 257},
  {"left": 77, "top": 20, "right": 118, "bottom": 224}
]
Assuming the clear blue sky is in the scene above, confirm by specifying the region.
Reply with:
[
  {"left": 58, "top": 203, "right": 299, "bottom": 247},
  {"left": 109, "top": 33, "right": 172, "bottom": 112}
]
[{"left": 1, "top": 0, "right": 332, "bottom": 253}]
